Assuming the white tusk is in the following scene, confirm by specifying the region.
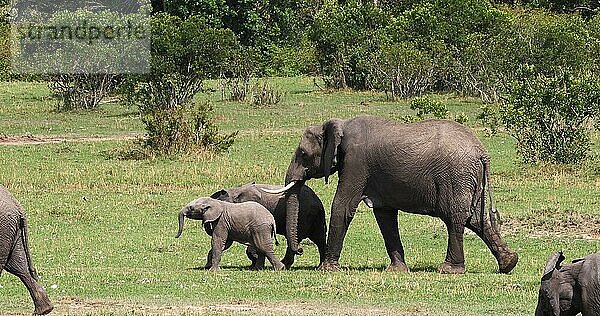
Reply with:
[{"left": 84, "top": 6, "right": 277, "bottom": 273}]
[{"left": 260, "top": 181, "right": 297, "bottom": 194}]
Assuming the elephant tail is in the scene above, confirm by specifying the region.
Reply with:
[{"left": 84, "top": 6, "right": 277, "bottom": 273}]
[
  {"left": 20, "top": 215, "right": 39, "bottom": 281},
  {"left": 481, "top": 156, "right": 501, "bottom": 233},
  {"left": 272, "top": 222, "right": 279, "bottom": 246}
]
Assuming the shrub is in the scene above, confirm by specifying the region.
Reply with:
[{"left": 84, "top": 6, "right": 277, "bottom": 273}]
[
  {"left": 139, "top": 100, "right": 237, "bottom": 156},
  {"left": 49, "top": 74, "right": 119, "bottom": 111},
  {"left": 461, "top": 9, "right": 598, "bottom": 102},
  {"left": 122, "top": 13, "right": 238, "bottom": 157},
  {"left": 11, "top": 7, "right": 149, "bottom": 109},
  {"left": 367, "top": 42, "right": 437, "bottom": 99},
  {"left": 219, "top": 46, "right": 257, "bottom": 102},
  {"left": 310, "top": 0, "right": 390, "bottom": 90},
  {"left": 499, "top": 68, "right": 600, "bottom": 164},
  {"left": 251, "top": 79, "right": 284, "bottom": 107},
  {"left": 409, "top": 96, "right": 448, "bottom": 119}
]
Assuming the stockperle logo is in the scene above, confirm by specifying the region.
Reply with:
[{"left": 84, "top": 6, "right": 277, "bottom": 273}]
[{"left": 9, "top": 0, "right": 151, "bottom": 74}]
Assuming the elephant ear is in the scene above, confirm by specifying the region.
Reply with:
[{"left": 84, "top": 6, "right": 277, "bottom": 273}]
[
  {"left": 210, "top": 189, "right": 229, "bottom": 201},
  {"left": 321, "top": 119, "right": 344, "bottom": 184},
  {"left": 542, "top": 251, "right": 565, "bottom": 280},
  {"left": 202, "top": 202, "right": 224, "bottom": 223}
]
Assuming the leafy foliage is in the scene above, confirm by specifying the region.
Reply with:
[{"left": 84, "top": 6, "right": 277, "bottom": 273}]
[
  {"left": 49, "top": 74, "right": 120, "bottom": 111},
  {"left": 123, "top": 13, "right": 237, "bottom": 157},
  {"left": 367, "top": 42, "right": 437, "bottom": 99},
  {"left": 499, "top": 69, "right": 600, "bottom": 164},
  {"left": 310, "top": 0, "right": 389, "bottom": 89},
  {"left": 410, "top": 96, "right": 448, "bottom": 119},
  {"left": 250, "top": 79, "right": 284, "bottom": 107}
]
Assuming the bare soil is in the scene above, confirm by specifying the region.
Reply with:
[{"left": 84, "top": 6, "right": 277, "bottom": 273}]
[
  {"left": 0, "top": 135, "right": 142, "bottom": 146},
  {"left": 503, "top": 210, "right": 600, "bottom": 239},
  {"left": 20, "top": 297, "right": 421, "bottom": 316}
]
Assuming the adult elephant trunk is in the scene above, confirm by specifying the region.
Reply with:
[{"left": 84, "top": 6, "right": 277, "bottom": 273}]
[
  {"left": 284, "top": 173, "right": 305, "bottom": 256},
  {"left": 175, "top": 207, "right": 187, "bottom": 238}
]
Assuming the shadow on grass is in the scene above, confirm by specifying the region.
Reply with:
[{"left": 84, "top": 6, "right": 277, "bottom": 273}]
[{"left": 186, "top": 264, "right": 474, "bottom": 273}]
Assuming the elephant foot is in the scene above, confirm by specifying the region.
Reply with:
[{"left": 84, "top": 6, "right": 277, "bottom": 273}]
[
  {"left": 438, "top": 262, "right": 465, "bottom": 274},
  {"left": 34, "top": 303, "right": 53, "bottom": 315},
  {"left": 282, "top": 262, "right": 293, "bottom": 270},
  {"left": 498, "top": 251, "right": 519, "bottom": 274},
  {"left": 249, "top": 264, "right": 264, "bottom": 271},
  {"left": 281, "top": 257, "right": 294, "bottom": 270},
  {"left": 208, "top": 266, "right": 220, "bottom": 272},
  {"left": 318, "top": 260, "right": 340, "bottom": 271},
  {"left": 387, "top": 262, "right": 409, "bottom": 272},
  {"left": 273, "top": 262, "right": 286, "bottom": 271},
  {"left": 33, "top": 296, "right": 53, "bottom": 315}
]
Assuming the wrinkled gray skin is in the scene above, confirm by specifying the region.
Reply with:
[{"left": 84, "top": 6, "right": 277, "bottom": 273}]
[
  {"left": 211, "top": 183, "right": 326, "bottom": 270},
  {"left": 277, "top": 115, "right": 518, "bottom": 273},
  {"left": 536, "top": 251, "right": 600, "bottom": 316},
  {"left": 0, "top": 186, "right": 53, "bottom": 315},
  {"left": 176, "top": 197, "right": 285, "bottom": 271}
]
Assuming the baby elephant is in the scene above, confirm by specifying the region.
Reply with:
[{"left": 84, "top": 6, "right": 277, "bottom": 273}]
[
  {"left": 536, "top": 251, "right": 600, "bottom": 316},
  {"left": 176, "top": 197, "right": 285, "bottom": 271},
  {"left": 211, "top": 183, "right": 326, "bottom": 270}
]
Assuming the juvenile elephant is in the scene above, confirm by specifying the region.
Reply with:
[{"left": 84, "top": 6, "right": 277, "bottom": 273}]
[
  {"left": 268, "top": 115, "right": 518, "bottom": 274},
  {"left": 536, "top": 251, "right": 600, "bottom": 316},
  {"left": 0, "top": 185, "right": 53, "bottom": 315},
  {"left": 211, "top": 183, "right": 326, "bottom": 269},
  {"left": 176, "top": 197, "right": 285, "bottom": 271}
]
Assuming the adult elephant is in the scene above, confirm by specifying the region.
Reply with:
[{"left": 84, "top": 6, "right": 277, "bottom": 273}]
[
  {"left": 0, "top": 185, "right": 53, "bottom": 315},
  {"left": 264, "top": 115, "right": 518, "bottom": 274}
]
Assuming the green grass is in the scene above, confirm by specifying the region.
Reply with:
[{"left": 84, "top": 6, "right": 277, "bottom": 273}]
[{"left": 0, "top": 77, "right": 599, "bottom": 315}]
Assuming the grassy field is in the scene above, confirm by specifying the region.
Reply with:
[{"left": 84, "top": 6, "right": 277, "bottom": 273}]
[{"left": 0, "top": 77, "right": 599, "bottom": 315}]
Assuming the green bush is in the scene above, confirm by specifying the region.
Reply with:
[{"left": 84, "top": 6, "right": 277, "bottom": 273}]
[
  {"left": 139, "top": 100, "right": 237, "bottom": 156},
  {"left": 410, "top": 96, "right": 448, "bottom": 119},
  {"left": 49, "top": 74, "right": 120, "bottom": 111},
  {"left": 251, "top": 79, "right": 284, "bottom": 107},
  {"left": 367, "top": 41, "right": 437, "bottom": 99},
  {"left": 123, "top": 13, "right": 237, "bottom": 157},
  {"left": 310, "top": 0, "right": 389, "bottom": 90},
  {"left": 462, "top": 9, "right": 599, "bottom": 101},
  {"left": 499, "top": 68, "right": 600, "bottom": 164}
]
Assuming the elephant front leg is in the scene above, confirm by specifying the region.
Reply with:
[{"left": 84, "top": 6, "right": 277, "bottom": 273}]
[
  {"left": 439, "top": 220, "right": 466, "bottom": 274},
  {"left": 205, "top": 239, "right": 233, "bottom": 270},
  {"left": 320, "top": 182, "right": 364, "bottom": 271},
  {"left": 208, "top": 232, "right": 229, "bottom": 272},
  {"left": 374, "top": 208, "right": 408, "bottom": 272}
]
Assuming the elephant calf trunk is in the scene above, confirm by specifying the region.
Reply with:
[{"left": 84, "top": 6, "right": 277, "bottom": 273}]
[{"left": 175, "top": 208, "right": 187, "bottom": 238}]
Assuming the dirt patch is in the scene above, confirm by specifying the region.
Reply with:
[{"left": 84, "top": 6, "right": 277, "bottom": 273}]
[
  {"left": 46, "top": 297, "right": 420, "bottom": 316},
  {"left": 0, "top": 134, "right": 142, "bottom": 146},
  {"left": 503, "top": 210, "right": 600, "bottom": 239}
]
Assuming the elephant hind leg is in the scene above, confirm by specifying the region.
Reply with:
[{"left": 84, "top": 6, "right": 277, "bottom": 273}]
[
  {"left": 5, "top": 240, "right": 53, "bottom": 315},
  {"left": 438, "top": 219, "right": 466, "bottom": 274},
  {"left": 251, "top": 230, "right": 284, "bottom": 271},
  {"left": 247, "top": 246, "right": 266, "bottom": 270},
  {"left": 466, "top": 217, "right": 518, "bottom": 274}
]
